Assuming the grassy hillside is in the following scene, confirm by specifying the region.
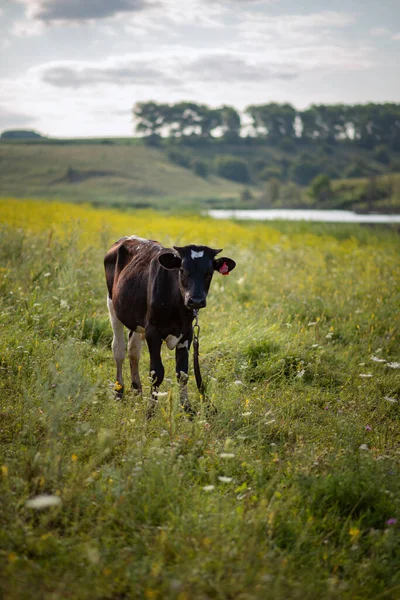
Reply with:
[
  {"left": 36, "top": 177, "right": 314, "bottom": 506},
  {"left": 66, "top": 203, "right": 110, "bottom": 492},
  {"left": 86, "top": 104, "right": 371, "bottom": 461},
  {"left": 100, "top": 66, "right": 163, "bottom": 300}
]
[
  {"left": 1, "top": 139, "right": 400, "bottom": 212},
  {"left": 0, "top": 143, "right": 252, "bottom": 210},
  {"left": 1, "top": 198, "right": 399, "bottom": 599}
]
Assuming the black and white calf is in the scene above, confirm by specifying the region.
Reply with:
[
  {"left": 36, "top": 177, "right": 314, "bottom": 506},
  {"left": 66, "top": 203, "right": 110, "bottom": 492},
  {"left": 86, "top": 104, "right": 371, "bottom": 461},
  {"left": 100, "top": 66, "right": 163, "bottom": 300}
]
[{"left": 104, "top": 236, "right": 236, "bottom": 414}]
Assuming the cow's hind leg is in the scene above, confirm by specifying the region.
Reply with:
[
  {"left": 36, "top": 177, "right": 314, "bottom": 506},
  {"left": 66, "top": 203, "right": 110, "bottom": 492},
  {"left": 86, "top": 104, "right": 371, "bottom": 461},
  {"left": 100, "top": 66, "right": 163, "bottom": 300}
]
[
  {"left": 175, "top": 335, "right": 194, "bottom": 417},
  {"left": 107, "top": 296, "right": 126, "bottom": 398},
  {"left": 145, "top": 324, "right": 164, "bottom": 418},
  {"left": 128, "top": 330, "right": 142, "bottom": 394}
]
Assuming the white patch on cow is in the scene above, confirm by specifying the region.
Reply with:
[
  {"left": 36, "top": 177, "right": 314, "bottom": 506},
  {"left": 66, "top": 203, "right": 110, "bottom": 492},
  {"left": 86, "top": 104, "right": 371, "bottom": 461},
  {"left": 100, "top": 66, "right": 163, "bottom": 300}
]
[
  {"left": 165, "top": 334, "right": 182, "bottom": 350},
  {"left": 127, "top": 235, "right": 149, "bottom": 243},
  {"left": 177, "top": 340, "right": 189, "bottom": 350},
  {"left": 135, "top": 325, "right": 145, "bottom": 334},
  {"left": 191, "top": 250, "right": 204, "bottom": 259},
  {"left": 128, "top": 331, "right": 142, "bottom": 391},
  {"left": 107, "top": 296, "right": 126, "bottom": 385}
]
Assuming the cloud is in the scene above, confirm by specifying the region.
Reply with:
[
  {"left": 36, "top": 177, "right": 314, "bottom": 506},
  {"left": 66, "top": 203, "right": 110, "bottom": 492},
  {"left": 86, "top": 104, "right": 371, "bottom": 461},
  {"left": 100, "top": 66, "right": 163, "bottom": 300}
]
[
  {"left": 40, "top": 59, "right": 179, "bottom": 88},
  {"left": 370, "top": 27, "right": 400, "bottom": 41},
  {"left": 14, "top": 0, "right": 155, "bottom": 22},
  {"left": 37, "top": 52, "right": 297, "bottom": 90},
  {"left": 184, "top": 54, "right": 296, "bottom": 83},
  {"left": 370, "top": 27, "right": 390, "bottom": 37}
]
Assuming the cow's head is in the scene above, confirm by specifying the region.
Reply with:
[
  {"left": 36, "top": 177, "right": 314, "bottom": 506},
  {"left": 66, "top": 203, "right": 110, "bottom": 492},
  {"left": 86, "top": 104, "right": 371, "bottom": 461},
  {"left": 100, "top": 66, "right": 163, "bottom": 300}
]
[{"left": 158, "top": 245, "right": 236, "bottom": 309}]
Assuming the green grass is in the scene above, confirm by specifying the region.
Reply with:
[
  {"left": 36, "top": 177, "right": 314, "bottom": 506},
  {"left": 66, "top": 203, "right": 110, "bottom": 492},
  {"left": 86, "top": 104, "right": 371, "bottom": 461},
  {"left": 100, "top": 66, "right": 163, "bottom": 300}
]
[{"left": 0, "top": 203, "right": 400, "bottom": 599}]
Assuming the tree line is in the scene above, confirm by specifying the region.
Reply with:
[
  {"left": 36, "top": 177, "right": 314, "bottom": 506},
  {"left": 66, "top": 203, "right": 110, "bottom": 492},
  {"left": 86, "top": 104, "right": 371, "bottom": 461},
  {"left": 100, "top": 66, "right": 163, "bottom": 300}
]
[{"left": 133, "top": 101, "right": 400, "bottom": 149}]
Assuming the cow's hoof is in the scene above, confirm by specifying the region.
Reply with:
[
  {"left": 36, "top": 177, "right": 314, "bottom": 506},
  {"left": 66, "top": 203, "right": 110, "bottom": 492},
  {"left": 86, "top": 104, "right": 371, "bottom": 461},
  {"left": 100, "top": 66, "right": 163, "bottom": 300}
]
[{"left": 131, "top": 382, "right": 142, "bottom": 395}]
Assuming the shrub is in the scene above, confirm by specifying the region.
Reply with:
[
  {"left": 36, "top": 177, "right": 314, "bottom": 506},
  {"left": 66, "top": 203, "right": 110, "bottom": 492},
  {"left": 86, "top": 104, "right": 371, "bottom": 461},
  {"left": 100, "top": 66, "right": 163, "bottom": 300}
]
[
  {"left": 258, "top": 165, "right": 283, "bottom": 181},
  {"left": 215, "top": 155, "right": 250, "bottom": 183},
  {"left": 167, "top": 148, "right": 192, "bottom": 169},
  {"left": 240, "top": 188, "right": 253, "bottom": 202},
  {"left": 289, "top": 157, "right": 321, "bottom": 185},
  {"left": 143, "top": 133, "right": 162, "bottom": 147},
  {"left": 343, "top": 160, "right": 371, "bottom": 178},
  {"left": 192, "top": 159, "right": 209, "bottom": 178},
  {"left": 374, "top": 145, "right": 391, "bottom": 165},
  {"left": 308, "top": 174, "right": 333, "bottom": 203}
]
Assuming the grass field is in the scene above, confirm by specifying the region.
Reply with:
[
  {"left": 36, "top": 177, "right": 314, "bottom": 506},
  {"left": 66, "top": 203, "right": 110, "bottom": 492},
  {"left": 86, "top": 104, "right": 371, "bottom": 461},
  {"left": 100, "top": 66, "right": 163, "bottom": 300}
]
[
  {"left": 2, "top": 141, "right": 400, "bottom": 213},
  {"left": 0, "top": 144, "right": 251, "bottom": 210},
  {"left": 1, "top": 198, "right": 399, "bottom": 599}
]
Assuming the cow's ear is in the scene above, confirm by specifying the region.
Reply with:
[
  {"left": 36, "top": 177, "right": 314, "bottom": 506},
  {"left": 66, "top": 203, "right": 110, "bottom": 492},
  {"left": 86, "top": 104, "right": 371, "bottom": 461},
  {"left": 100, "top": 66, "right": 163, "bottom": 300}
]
[
  {"left": 158, "top": 252, "right": 182, "bottom": 270},
  {"left": 213, "top": 257, "right": 236, "bottom": 275}
]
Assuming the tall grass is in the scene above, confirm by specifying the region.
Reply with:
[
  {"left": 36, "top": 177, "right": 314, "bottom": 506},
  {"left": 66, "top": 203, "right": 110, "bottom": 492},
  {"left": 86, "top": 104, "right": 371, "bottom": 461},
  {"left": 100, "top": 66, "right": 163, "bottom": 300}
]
[{"left": 1, "top": 198, "right": 399, "bottom": 599}]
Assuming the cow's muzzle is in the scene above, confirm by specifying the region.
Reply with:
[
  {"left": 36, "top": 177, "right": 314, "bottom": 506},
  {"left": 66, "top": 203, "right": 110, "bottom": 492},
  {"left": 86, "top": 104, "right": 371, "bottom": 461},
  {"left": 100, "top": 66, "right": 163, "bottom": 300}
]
[{"left": 187, "top": 296, "right": 206, "bottom": 309}]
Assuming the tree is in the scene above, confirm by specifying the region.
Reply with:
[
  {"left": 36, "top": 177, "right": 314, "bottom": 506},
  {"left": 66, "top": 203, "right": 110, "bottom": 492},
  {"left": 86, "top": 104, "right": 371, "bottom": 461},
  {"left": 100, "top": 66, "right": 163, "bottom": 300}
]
[
  {"left": 245, "top": 103, "right": 296, "bottom": 141},
  {"left": 289, "top": 154, "right": 321, "bottom": 185},
  {"left": 133, "top": 101, "right": 168, "bottom": 136},
  {"left": 309, "top": 174, "right": 332, "bottom": 203},
  {"left": 216, "top": 156, "right": 250, "bottom": 183},
  {"left": 193, "top": 159, "right": 209, "bottom": 178},
  {"left": 219, "top": 105, "right": 241, "bottom": 140}
]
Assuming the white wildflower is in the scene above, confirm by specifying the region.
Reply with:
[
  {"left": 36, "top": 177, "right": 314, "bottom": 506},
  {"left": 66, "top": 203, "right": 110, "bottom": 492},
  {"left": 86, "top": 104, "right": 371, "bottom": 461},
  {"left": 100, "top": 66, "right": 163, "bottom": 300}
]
[
  {"left": 43, "top": 272, "right": 51, "bottom": 277},
  {"left": 234, "top": 380, "right": 244, "bottom": 386},
  {"left": 387, "top": 362, "right": 400, "bottom": 369},
  {"left": 264, "top": 419, "right": 276, "bottom": 425},
  {"left": 311, "top": 344, "right": 319, "bottom": 348},
  {"left": 218, "top": 476, "right": 233, "bottom": 483},
  {"left": 359, "top": 373, "right": 373, "bottom": 378},
  {"left": 308, "top": 322, "right": 317, "bottom": 327},
  {"left": 384, "top": 396, "right": 397, "bottom": 403},
  {"left": 26, "top": 494, "right": 62, "bottom": 509},
  {"left": 296, "top": 369, "right": 305, "bottom": 378},
  {"left": 359, "top": 444, "right": 369, "bottom": 451},
  {"left": 203, "top": 485, "right": 215, "bottom": 491},
  {"left": 241, "top": 411, "right": 252, "bottom": 417},
  {"left": 219, "top": 453, "right": 235, "bottom": 459},
  {"left": 325, "top": 332, "right": 333, "bottom": 339},
  {"left": 371, "top": 356, "right": 386, "bottom": 363}
]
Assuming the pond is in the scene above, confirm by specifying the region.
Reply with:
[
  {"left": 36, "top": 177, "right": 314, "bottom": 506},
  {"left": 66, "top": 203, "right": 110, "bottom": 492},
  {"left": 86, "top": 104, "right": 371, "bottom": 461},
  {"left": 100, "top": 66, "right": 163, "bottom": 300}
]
[{"left": 208, "top": 209, "right": 400, "bottom": 224}]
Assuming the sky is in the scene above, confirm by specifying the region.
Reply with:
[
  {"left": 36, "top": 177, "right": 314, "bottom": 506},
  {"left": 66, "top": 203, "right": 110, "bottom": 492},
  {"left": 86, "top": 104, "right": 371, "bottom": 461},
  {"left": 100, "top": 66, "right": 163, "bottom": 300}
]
[{"left": 1, "top": 0, "right": 399, "bottom": 137}]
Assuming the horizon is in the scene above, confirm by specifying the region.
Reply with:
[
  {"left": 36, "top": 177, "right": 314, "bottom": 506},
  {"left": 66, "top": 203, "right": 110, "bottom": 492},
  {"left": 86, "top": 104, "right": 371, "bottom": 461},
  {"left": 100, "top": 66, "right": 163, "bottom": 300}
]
[{"left": 1, "top": 0, "right": 400, "bottom": 137}]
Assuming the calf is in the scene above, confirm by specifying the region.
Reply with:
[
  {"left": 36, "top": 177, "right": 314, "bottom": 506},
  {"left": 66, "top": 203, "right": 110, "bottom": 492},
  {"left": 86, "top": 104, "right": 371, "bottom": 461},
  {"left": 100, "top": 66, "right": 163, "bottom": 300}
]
[{"left": 104, "top": 236, "right": 236, "bottom": 415}]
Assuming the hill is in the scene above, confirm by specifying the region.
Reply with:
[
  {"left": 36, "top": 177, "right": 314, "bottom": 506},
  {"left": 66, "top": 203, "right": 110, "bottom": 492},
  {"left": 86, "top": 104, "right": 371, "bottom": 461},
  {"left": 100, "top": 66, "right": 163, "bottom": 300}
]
[
  {"left": 0, "top": 142, "right": 252, "bottom": 210},
  {"left": 0, "top": 138, "right": 399, "bottom": 211}
]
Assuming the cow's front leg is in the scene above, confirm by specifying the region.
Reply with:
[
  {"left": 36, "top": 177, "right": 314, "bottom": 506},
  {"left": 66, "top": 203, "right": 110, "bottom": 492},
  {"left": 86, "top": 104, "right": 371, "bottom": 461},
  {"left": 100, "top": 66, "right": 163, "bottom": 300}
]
[
  {"left": 107, "top": 296, "right": 126, "bottom": 398},
  {"left": 175, "top": 334, "right": 194, "bottom": 416},
  {"left": 145, "top": 324, "right": 164, "bottom": 417},
  {"left": 128, "top": 330, "right": 142, "bottom": 394}
]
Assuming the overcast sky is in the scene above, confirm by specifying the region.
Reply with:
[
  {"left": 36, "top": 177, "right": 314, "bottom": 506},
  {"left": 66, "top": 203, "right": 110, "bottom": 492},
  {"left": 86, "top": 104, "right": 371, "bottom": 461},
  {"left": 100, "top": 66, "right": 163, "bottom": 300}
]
[{"left": 1, "top": 0, "right": 399, "bottom": 137}]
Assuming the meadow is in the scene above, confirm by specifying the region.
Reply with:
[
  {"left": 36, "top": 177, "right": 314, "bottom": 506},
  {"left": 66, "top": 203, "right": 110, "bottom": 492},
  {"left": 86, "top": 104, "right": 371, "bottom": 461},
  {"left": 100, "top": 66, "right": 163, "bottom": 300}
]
[{"left": 0, "top": 198, "right": 399, "bottom": 599}]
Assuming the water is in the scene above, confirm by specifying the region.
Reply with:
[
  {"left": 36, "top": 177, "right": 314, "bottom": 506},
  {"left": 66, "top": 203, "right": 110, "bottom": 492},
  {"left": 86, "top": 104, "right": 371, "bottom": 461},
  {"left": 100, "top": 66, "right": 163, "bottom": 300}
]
[{"left": 208, "top": 209, "right": 400, "bottom": 224}]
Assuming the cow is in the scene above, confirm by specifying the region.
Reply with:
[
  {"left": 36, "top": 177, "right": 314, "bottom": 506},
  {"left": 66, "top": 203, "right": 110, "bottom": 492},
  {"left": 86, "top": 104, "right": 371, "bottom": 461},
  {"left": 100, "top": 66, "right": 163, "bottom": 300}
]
[{"left": 104, "top": 235, "right": 236, "bottom": 416}]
